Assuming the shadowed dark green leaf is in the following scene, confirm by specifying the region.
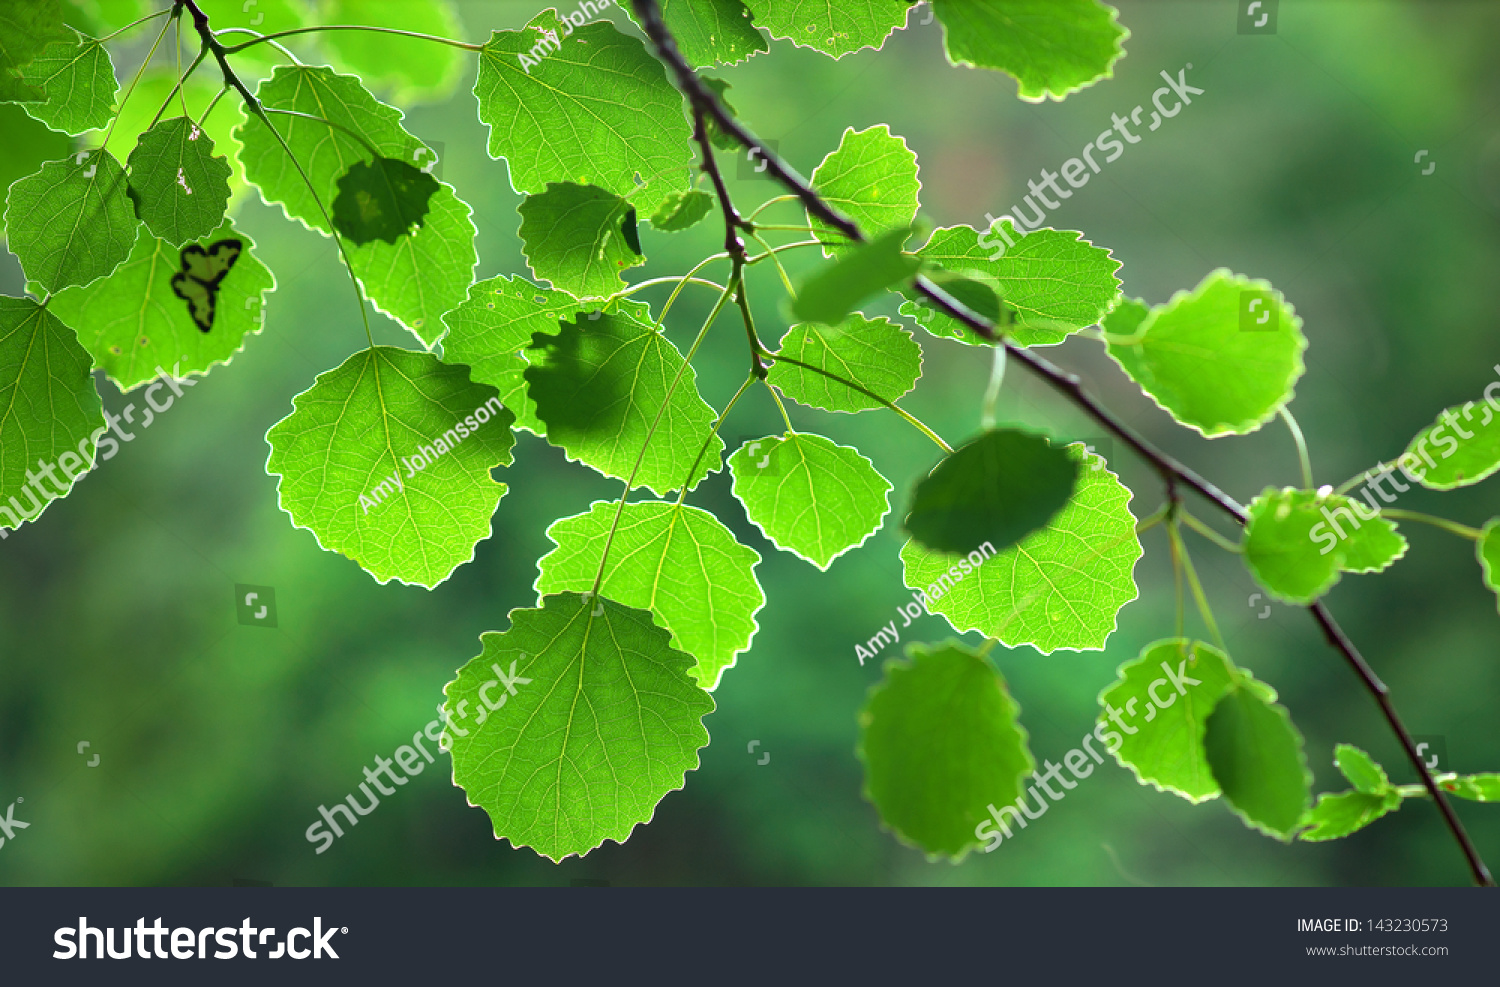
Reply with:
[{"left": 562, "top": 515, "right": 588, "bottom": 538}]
[
  {"left": 1203, "top": 676, "right": 1312, "bottom": 840},
  {"left": 859, "top": 639, "right": 1034, "bottom": 860},
  {"left": 905, "top": 428, "right": 1078, "bottom": 555},
  {"left": 331, "top": 156, "right": 439, "bottom": 245},
  {"left": 0, "top": 0, "right": 65, "bottom": 102},
  {"left": 524, "top": 302, "right": 722, "bottom": 496},
  {"left": 792, "top": 225, "right": 920, "bottom": 325},
  {"left": 444, "top": 593, "right": 713, "bottom": 862}
]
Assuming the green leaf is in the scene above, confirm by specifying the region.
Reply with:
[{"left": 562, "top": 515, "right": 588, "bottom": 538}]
[
  {"left": 320, "top": 0, "right": 466, "bottom": 104},
  {"left": 524, "top": 303, "right": 722, "bottom": 496},
  {"left": 348, "top": 183, "right": 477, "bottom": 347},
  {"left": 1101, "top": 295, "right": 1148, "bottom": 336},
  {"left": 931, "top": 0, "right": 1128, "bottom": 101},
  {"left": 904, "top": 428, "right": 1078, "bottom": 556},
  {"left": 236, "top": 66, "right": 426, "bottom": 235},
  {"left": 0, "top": 295, "right": 104, "bottom": 529},
  {"left": 1397, "top": 392, "right": 1500, "bottom": 490},
  {"left": 700, "top": 76, "right": 740, "bottom": 151},
  {"left": 625, "top": 0, "right": 769, "bottom": 68},
  {"left": 1334, "top": 744, "right": 1390, "bottom": 795},
  {"left": 728, "top": 432, "right": 892, "bottom": 570},
  {"left": 474, "top": 11, "right": 692, "bottom": 213},
  {"left": 439, "top": 274, "right": 580, "bottom": 436},
  {"left": 792, "top": 225, "right": 920, "bottom": 325},
  {"left": 0, "top": 0, "right": 65, "bottom": 102},
  {"left": 14, "top": 26, "right": 115, "bottom": 134},
  {"left": 126, "top": 116, "right": 233, "bottom": 247},
  {"left": 1098, "top": 639, "right": 1238, "bottom": 802},
  {"left": 808, "top": 124, "right": 920, "bottom": 256},
  {"left": 767, "top": 314, "right": 920, "bottom": 414},
  {"left": 743, "top": 0, "right": 912, "bottom": 58},
  {"left": 1298, "top": 790, "right": 1402, "bottom": 842},
  {"left": 48, "top": 219, "right": 275, "bottom": 391},
  {"left": 901, "top": 442, "right": 1141, "bottom": 653},
  {"left": 265, "top": 346, "right": 516, "bottom": 588},
  {"left": 858, "top": 639, "right": 1034, "bottom": 860},
  {"left": 1479, "top": 519, "right": 1500, "bottom": 615},
  {"left": 1203, "top": 676, "right": 1312, "bottom": 840},
  {"left": 536, "top": 500, "right": 764, "bottom": 690},
  {"left": 4, "top": 149, "right": 136, "bottom": 293},
  {"left": 1105, "top": 270, "right": 1307, "bottom": 437},
  {"left": 518, "top": 182, "right": 646, "bottom": 300},
  {"left": 649, "top": 189, "right": 714, "bottom": 232},
  {"left": 444, "top": 592, "right": 713, "bottom": 862},
  {"left": 1241, "top": 487, "right": 1407, "bottom": 605},
  {"left": 1444, "top": 774, "right": 1500, "bottom": 802},
  {"left": 900, "top": 223, "right": 1120, "bottom": 346},
  {"left": 331, "top": 156, "right": 439, "bottom": 246},
  {"left": 0, "top": 103, "right": 69, "bottom": 235}
]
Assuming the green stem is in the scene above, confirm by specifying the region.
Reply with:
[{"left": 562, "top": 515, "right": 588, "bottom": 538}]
[
  {"left": 1335, "top": 463, "right": 1389, "bottom": 497},
  {"left": 1172, "top": 520, "right": 1226, "bottom": 651},
  {"left": 1134, "top": 502, "right": 1171, "bottom": 535},
  {"left": 146, "top": 47, "right": 206, "bottom": 131},
  {"left": 745, "top": 230, "right": 795, "bottom": 299},
  {"left": 1279, "top": 406, "right": 1315, "bottom": 489},
  {"left": 262, "top": 106, "right": 384, "bottom": 160},
  {"left": 101, "top": 6, "right": 171, "bottom": 43},
  {"left": 615, "top": 275, "right": 728, "bottom": 301},
  {"left": 1398, "top": 775, "right": 1459, "bottom": 797},
  {"left": 764, "top": 377, "right": 795, "bottom": 432},
  {"left": 199, "top": 85, "right": 228, "bottom": 124},
  {"left": 745, "top": 194, "right": 799, "bottom": 222},
  {"left": 592, "top": 279, "right": 738, "bottom": 595},
  {"left": 733, "top": 257, "right": 769, "bottom": 379},
  {"left": 1181, "top": 510, "right": 1243, "bottom": 554},
  {"left": 763, "top": 349, "right": 952, "bottom": 453},
  {"left": 221, "top": 23, "right": 483, "bottom": 54},
  {"left": 100, "top": 9, "right": 176, "bottom": 153},
  {"left": 746, "top": 239, "right": 821, "bottom": 265},
  {"left": 980, "top": 343, "right": 1005, "bottom": 430},
  {"left": 750, "top": 224, "right": 821, "bottom": 233},
  {"left": 674, "top": 374, "right": 755, "bottom": 507},
  {"left": 658, "top": 253, "right": 729, "bottom": 323},
  {"left": 1379, "top": 509, "right": 1482, "bottom": 542}
]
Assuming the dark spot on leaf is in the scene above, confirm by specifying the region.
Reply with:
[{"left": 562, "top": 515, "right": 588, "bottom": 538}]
[{"left": 331, "top": 157, "right": 439, "bottom": 245}]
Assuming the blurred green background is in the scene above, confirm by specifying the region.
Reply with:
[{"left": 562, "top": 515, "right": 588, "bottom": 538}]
[{"left": 2, "top": 0, "right": 1498, "bottom": 886}]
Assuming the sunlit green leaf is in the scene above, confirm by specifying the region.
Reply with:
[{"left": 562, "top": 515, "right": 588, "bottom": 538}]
[
  {"left": 901, "top": 443, "right": 1141, "bottom": 653},
  {"left": 743, "top": 0, "right": 912, "bottom": 58},
  {"left": 624, "top": 0, "right": 769, "bottom": 68},
  {"left": 1479, "top": 519, "right": 1500, "bottom": 615},
  {"left": 807, "top": 124, "right": 920, "bottom": 256},
  {"left": 904, "top": 428, "right": 1078, "bottom": 556},
  {"left": 1398, "top": 392, "right": 1500, "bottom": 490},
  {"left": 439, "top": 274, "right": 579, "bottom": 435},
  {"left": 525, "top": 302, "right": 722, "bottom": 496},
  {"left": 518, "top": 182, "right": 645, "bottom": 300},
  {"left": 859, "top": 639, "right": 1033, "bottom": 859},
  {"left": 536, "top": 500, "right": 764, "bottom": 690},
  {"left": 349, "top": 184, "right": 476, "bottom": 347},
  {"left": 900, "top": 223, "right": 1120, "bottom": 346},
  {"left": 4, "top": 149, "right": 136, "bottom": 293},
  {"left": 1298, "top": 789, "right": 1401, "bottom": 842},
  {"left": 1106, "top": 270, "right": 1306, "bottom": 437},
  {"left": 767, "top": 314, "right": 920, "bottom": 414},
  {"left": 48, "top": 219, "right": 275, "bottom": 391},
  {"left": 649, "top": 189, "right": 714, "bottom": 232},
  {"left": 1335, "top": 743, "right": 1391, "bottom": 796},
  {"left": 265, "top": 346, "right": 516, "bottom": 588},
  {"left": 1241, "top": 487, "right": 1407, "bottom": 605},
  {"left": 1098, "top": 639, "right": 1238, "bottom": 802},
  {"left": 126, "top": 116, "right": 233, "bottom": 247},
  {"left": 0, "top": 295, "right": 103, "bottom": 530},
  {"left": 931, "top": 0, "right": 1128, "bottom": 101},
  {"left": 1444, "top": 774, "right": 1500, "bottom": 802},
  {"left": 15, "top": 26, "right": 115, "bottom": 134},
  {"left": 728, "top": 432, "right": 891, "bottom": 569},
  {"left": 474, "top": 10, "right": 692, "bottom": 213},
  {"left": 445, "top": 592, "right": 713, "bottom": 862}
]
